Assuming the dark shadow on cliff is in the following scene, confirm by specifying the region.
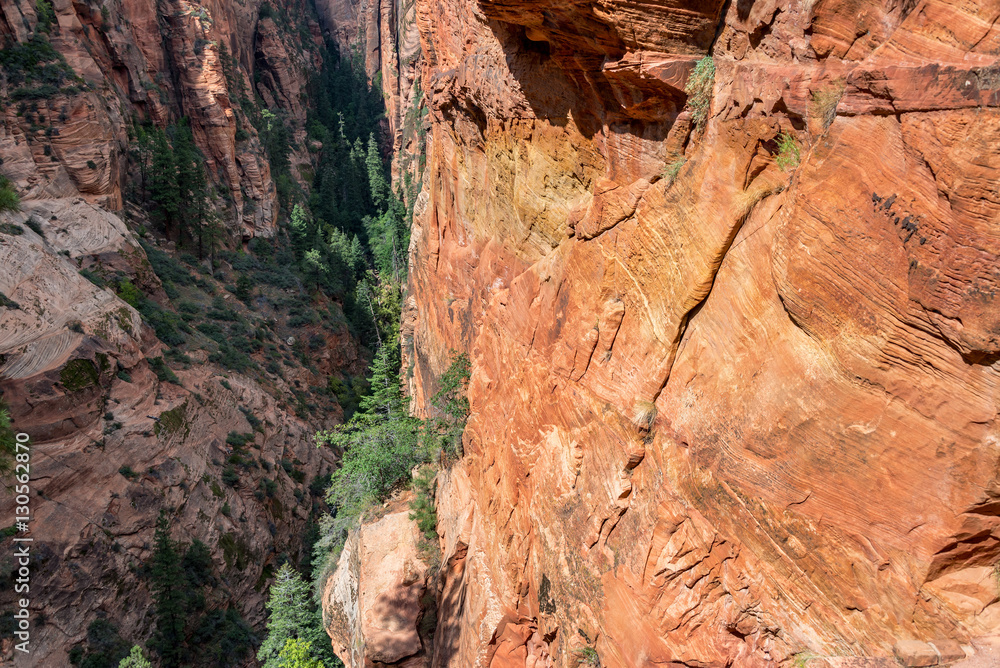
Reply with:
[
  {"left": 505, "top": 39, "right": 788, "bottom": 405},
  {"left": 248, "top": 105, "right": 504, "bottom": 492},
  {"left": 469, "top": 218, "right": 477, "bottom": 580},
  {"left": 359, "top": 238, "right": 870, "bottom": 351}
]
[{"left": 430, "top": 541, "right": 468, "bottom": 665}]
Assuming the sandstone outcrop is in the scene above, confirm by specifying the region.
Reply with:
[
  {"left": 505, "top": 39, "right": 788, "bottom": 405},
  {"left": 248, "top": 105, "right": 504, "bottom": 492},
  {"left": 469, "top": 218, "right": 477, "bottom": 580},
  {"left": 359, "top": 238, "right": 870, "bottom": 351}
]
[
  {"left": 324, "top": 493, "right": 433, "bottom": 667},
  {"left": 0, "top": 0, "right": 326, "bottom": 238},
  {"left": 0, "top": 202, "right": 356, "bottom": 665},
  {"left": 326, "top": 0, "right": 1000, "bottom": 666}
]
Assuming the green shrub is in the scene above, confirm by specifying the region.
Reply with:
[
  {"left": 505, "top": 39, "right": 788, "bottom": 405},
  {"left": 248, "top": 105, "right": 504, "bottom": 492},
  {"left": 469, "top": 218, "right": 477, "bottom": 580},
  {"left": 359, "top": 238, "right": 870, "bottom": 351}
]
[
  {"left": 0, "top": 292, "right": 20, "bottom": 309},
  {"left": 226, "top": 431, "right": 253, "bottom": 448},
  {"left": 116, "top": 369, "right": 132, "bottom": 383},
  {"left": 574, "top": 646, "right": 601, "bottom": 667},
  {"left": 0, "top": 177, "right": 20, "bottom": 214},
  {"left": 119, "top": 465, "right": 138, "bottom": 479},
  {"left": 60, "top": 358, "right": 99, "bottom": 391},
  {"left": 684, "top": 56, "right": 715, "bottom": 132},
  {"left": 137, "top": 299, "right": 187, "bottom": 346},
  {"left": 35, "top": 0, "right": 55, "bottom": 33},
  {"left": 155, "top": 402, "right": 187, "bottom": 435},
  {"left": 775, "top": 131, "right": 801, "bottom": 171},
  {"left": 78, "top": 268, "right": 106, "bottom": 288},
  {"left": 0, "top": 222, "right": 23, "bottom": 235},
  {"left": 140, "top": 241, "right": 195, "bottom": 286},
  {"left": 661, "top": 157, "right": 685, "bottom": 185},
  {"left": 209, "top": 343, "right": 254, "bottom": 373},
  {"left": 116, "top": 280, "right": 142, "bottom": 308},
  {"left": 149, "top": 357, "right": 180, "bottom": 385},
  {"left": 0, "top": 35, "right": 82, "bottom": 100},
  {"left": 221, "top": 466, "right": 239, "bottom": 487}
]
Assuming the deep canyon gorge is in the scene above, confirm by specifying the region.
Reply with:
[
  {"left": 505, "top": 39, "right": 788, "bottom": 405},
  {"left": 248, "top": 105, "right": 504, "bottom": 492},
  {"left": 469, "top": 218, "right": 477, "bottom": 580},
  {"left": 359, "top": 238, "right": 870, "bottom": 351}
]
[{"left": 1, "top": 0, "right": 1000, "bottom": 667}]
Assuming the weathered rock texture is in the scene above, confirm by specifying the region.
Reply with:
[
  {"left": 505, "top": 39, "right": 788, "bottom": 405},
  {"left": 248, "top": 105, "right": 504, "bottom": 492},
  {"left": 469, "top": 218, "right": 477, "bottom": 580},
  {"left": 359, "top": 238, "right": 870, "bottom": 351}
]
[
  {"left": 324, "top": 493, "right": 433, "bottom": 667},
  {"left": 0, "top": 0, "right": 326, "bottom": 237},
  {"left": 0, "top": 0, "right": 364, "bottom": 663},
  {"left": 327, "top": 0, "right": 1000, "bottom": 666},
  {"left": 0, "top": 203, "right": 359, "bottom": 665}
]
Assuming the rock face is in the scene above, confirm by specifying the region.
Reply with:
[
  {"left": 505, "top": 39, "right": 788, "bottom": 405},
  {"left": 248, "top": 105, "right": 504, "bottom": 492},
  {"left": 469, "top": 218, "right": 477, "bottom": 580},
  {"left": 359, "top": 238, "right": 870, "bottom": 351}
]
[
  {"left": 324, "top": 494, "right": 433, "bottom": 667},
  {"left": 0, "top": 0, "right": 325, "bottom": 237},
  {"left": 0, "top": 204, "right": 354, "bottom": 665},
  {"left": 0, "top": 0, "right": 363, "bottom": 663},
  {"left": 325, "top": 0, "right": 1000, "bottom": 666}
]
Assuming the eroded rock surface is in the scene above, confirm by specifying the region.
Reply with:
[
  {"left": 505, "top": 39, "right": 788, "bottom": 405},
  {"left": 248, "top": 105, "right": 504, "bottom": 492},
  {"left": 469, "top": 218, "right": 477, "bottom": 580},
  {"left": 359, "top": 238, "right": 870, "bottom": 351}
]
[{"left": 326, "top": 0, "right": 1000, "bottom": 666}]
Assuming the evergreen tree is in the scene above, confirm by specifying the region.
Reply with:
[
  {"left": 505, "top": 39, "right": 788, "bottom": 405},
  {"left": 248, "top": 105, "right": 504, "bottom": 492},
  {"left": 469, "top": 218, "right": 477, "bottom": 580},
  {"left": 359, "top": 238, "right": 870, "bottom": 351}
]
[
  {"left": 316, "top": 345, "right": 422, "bottom": 514},
  {"left": 148, "top": 129, "right": 180, "bottom": 237},
  {"left": 302, "top": 248, "right": 327, "bottom": 292},
  {"left": 365, "top": 134, "right": 389, "bottom": 210},
  {"left": 277, "top": 638, "right": 325, "bottom": 668},
  {"left": 174, "top": 122, "right": 208, "bottom": 248},
  {"left": 258, "top": 564, "right": 336, "bottom": 668},
  {"left": 289, "top": 204, "right": 310, "bottom": 254},
  {"left": 118, "top": 646, "right": 152, "bottom": 668},
  {"left": 149, "top": 511, "right": 187, "bottom": 667},
  {"left": 130, "top": 126, "right": 154, "bottom": 203}
]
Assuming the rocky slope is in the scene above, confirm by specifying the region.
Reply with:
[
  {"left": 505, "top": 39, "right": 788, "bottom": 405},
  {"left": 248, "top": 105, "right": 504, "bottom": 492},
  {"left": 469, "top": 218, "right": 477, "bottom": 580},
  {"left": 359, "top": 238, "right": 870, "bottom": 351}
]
[
  {"left": 325, "top": 0, "right": 1000, "bottom": 666},
  {"left": 0, "top": 0, "right": 327, "bottom": 238},
  {"left": 0, "top": 0, "right": 368, "bottom": 664}
]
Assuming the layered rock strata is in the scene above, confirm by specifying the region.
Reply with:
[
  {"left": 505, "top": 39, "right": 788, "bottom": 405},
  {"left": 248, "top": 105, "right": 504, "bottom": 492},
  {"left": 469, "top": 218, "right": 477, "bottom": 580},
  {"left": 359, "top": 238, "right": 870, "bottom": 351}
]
[{"left": 327, "top": 0, "right": 1000, "bottom": 666}]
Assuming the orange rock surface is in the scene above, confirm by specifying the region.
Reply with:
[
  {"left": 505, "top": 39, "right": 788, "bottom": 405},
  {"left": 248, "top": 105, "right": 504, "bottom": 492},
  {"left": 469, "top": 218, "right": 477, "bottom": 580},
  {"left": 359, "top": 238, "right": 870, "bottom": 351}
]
[{"left": 327, "top": 0, "right": 1000, "bottom": 666}]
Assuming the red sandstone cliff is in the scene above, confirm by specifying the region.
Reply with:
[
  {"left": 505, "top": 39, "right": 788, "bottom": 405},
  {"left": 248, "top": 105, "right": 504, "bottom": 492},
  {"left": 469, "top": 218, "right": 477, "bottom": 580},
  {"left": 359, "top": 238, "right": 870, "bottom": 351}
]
[{"left": 325, "top": 0, "right": 1000, "bottom": 666}]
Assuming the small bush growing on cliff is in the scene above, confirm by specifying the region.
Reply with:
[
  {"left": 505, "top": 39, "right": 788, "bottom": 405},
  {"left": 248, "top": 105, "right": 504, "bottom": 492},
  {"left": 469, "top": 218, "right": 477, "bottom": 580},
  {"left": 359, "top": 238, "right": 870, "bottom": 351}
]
[
  {"left": 574, "top": 646, "right": 601, "bottom": 667},
  {"left": 35, "top": 0, "right": 55, "bottom": 34},
  {"left": 775, "top": 131, "right": 801, "bottom": 171},
  {"left": 421, "top": 350, "right": 471, "bottom": 457},
  {"left": 661, "top": 156, "right": 686, "bottom": 187},
  {"left": 0, "top": 176, "right": 20, "bottom": 213},
  {"left": 117, "top": 646, "right": 152, "bottom": 668},
  {"left": 684, "top": 56, "right": 715, "bottom": 132}
]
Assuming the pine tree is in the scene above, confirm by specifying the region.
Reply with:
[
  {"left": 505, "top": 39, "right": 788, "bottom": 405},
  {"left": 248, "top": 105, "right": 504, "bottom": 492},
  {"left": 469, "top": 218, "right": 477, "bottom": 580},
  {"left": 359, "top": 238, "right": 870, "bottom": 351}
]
[
  {"left": 317, "top": 344, "right": 421, "bottom": 508},
  {"left": 258, "top": 564, "right": 336, "bottom": 668},
  {"left": 118, "top": 646, "right": 152, "bottom": 668},
  {"left": 290, "top": 204, "right": 310, "bottom": 254},
  {"left": 277, "top": 638, "right": 326, "bottom": 668},
  {"left": 130, "top": 126, "right": 154, "bottom": 203},
  {"left": 302, "top": 248, "right": 327, "bottom": 292},
  {"left": 365, "top": 134, "right": 389, "bottom": 210},
  {"left": 175, "top": 122, "right": 208, "bottom": 248},
  {"left": 149, "top": 511, "right": 187, "bottom": 667},
  {"left": 149, "top": 129, "right": 180, "bottom": 237}
]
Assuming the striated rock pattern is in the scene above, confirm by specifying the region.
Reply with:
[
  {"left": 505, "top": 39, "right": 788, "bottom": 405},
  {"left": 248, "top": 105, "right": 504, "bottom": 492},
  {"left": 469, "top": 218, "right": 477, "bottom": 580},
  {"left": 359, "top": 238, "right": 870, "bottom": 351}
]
[
  {"left": 327, "top": 0, "right": 1000, "bottom": 666},
  {"left": 0, "top": 206, "right": 354, "bottom": 665},
  {"left": 0, "top": 0, "right": 326, "bottom": 237}
]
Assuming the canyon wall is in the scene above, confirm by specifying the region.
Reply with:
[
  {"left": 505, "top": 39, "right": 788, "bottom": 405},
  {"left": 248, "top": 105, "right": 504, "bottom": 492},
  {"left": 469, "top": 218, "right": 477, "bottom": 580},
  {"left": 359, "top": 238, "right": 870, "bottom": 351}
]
[
  {"left": 0, "top": 0, "right": 327, "bottom": 238},
  {"left": 326, "top": 0, "right": 1000, "bottom": 666},
  {"left": 0, "top": 0, "right": 367, "bottom": 664}
]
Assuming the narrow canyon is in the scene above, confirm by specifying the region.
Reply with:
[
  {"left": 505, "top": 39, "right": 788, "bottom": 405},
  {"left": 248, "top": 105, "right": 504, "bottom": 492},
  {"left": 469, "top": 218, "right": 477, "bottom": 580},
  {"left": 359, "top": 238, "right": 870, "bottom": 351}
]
[{"left": 1, "top": 0, "right": 999, "bottom": 667}]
